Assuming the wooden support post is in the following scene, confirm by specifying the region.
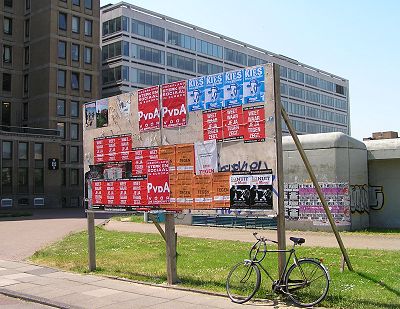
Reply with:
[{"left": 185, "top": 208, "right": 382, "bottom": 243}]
[
  {"left": 87, "top": 211, "right": 96, "bottom": 271},
  {"left": 148, "top": 213, "right": 166, "bottom": 242},
  {"left": 281, "top": 106, "right": 353, "bottom": 271},
  {"left": 165, "top": 213, "right": 178, "bottom": 284},
  {"left": 273, "top": 64, "right": 286, "bottom": 277}
]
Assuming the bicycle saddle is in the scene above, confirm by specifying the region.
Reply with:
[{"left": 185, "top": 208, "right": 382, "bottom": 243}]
[{"left": 290, "top": 237, "right": 305, "bottom": 245}]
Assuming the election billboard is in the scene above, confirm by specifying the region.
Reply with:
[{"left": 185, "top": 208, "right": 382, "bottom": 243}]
[{"left": 83, "top": 64, "right": 280, "bottom": 213}]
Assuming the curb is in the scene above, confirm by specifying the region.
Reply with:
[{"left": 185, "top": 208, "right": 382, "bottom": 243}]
[{"left": 0, "top": 288, "right": 80, "bottom": 309}]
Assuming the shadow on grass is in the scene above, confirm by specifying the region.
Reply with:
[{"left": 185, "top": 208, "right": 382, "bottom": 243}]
[{"left": 356, "top": 271, "right": 400, "bottom": 297}]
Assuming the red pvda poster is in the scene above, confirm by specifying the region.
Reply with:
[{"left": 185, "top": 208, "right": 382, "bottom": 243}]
[
  {"left": 222, "top": 106, "right": 244, "bottom": 141},
  {"left": 94, "top": 134, "right": 132, "bottom": 163},
  {"left": 203, "top": 110, "right": 223, "bottom": 142},
  {"left": 147, "top": 159, "right": 170, "bottom": 205},
  {"left": 161, "top": 81, "right": 187, "bottom": 128},
  {"left": 243, "top": 105, "right": 266, "bottom": 143},
  {"left": 138, "top": 86, "right": 160, "bottom": 132}
]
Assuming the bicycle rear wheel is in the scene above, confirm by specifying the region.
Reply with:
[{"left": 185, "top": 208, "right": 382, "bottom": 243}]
[
  {"left": 226, "top": 261, "right": 261, "bottom": 304},
  {"left": 284, "top": 259, "right": 330, "bottom": 307}
]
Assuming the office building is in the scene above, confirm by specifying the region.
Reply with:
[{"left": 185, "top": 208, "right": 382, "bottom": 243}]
[
  {"left": 0, "top": 0, "right": 100, "bottom": 208},
  {"left": 100, "top": 2, "right": 349, "bottom": 135}
]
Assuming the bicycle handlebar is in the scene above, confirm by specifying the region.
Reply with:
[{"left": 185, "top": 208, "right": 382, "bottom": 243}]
[{"left": 253, "top": 232, "right": 278, "bottom": 244}]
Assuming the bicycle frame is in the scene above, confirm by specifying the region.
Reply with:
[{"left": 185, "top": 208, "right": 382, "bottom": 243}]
[{"left": 249, "top": 240, "right": 302, "bottom": 293}]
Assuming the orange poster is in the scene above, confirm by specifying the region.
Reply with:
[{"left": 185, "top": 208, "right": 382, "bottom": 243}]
[
  {"left": 212, "top": 172, "right": 231, "bottom": 208},
  {"left": 176, "top": 177, "right": 194, "bottom": 209},
  {"left": 159, "top": 145, "right": 176, "bottom": 173},
  {"left": 176, "top": 144, "right": 195, "bottom": 173},
  {"left": 193, "top": 175, "right": 213, "bottom": 209},
  {"left": 165, "top": 173, "right": 178, "bottom": 210}
]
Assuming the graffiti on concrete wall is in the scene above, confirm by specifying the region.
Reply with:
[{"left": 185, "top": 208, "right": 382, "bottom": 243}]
[
  {"left": 350, "top": 184, "right": 369, "bottom": 213},
  {"left": 368, "top": 185, "right": 385, "bottom": 211},
  {"left": 284, "top": 182, "right": 351, "bottom": 226},
  {"left": 219, "top": 160, "right": 269, "bottom": 172},
  {"left": 349, "top": 184, "right": 385, "bottom": 213}
]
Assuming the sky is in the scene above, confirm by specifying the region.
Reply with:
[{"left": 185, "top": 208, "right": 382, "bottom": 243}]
[{"left": 100, "top": 0, "right": 400, "bottom": 140}]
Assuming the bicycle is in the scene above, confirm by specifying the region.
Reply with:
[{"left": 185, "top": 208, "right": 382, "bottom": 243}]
[{"left": 226, "top": 232, "right": 330, "bottom": 307}]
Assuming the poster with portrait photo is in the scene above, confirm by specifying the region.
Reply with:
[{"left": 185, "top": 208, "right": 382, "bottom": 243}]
[
  {"left": 85, "top": 102, "right": 96, "bottom": 129},
  {"left": 250, "top": 174, "right": 273, "bottom": 209},
  {"left": 96, "top": 98, "right": 109, "bottom": 128},
  {"left": 230, "top": 175, "right": 251, "bottom": 208}
]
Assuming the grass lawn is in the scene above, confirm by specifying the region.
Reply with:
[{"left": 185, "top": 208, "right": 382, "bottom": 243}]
[{"left": 30, "top": 227, "right": 400, "bottom": 309}]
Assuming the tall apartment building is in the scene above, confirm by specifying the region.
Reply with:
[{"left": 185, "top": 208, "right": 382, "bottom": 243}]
[
  {"left": 0, "top": 0, "right": 100, "bottom": 208},
  {"left": 101, "top": 2, "right": 350, "bottom": 135}
]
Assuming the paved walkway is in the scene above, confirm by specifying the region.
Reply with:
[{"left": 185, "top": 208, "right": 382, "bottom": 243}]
[
  {"left": 105, "top": 221, "right": 400, "bottom": 250},
  {"left": 0, "top": 209, "right": 108, "bottom": 261},
  {"left": 0, "top": 260, "right": 296, "bottom": 309}
]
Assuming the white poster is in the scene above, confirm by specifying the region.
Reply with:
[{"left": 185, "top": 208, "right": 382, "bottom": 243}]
[{"left": 194, "top": 140, "right": 218, "bottom": 175}]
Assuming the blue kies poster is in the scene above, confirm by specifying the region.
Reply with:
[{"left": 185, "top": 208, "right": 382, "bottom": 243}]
[
  {"left": 204, "top": 73, "right": 224, "bottom": 109},
  {"left": 223, "top": 69, "right": 244, "bottom": 107},
  {"left": 243, "top": 66, "right": 265, "bottom": 104},
  {"left": 187, "top": 76, "right": 205, "bottom": 112}
]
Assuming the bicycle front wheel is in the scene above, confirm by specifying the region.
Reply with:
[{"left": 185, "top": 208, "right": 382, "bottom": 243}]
[
  {"left": 226, "top": 261, "right": 261, "bottom": 304},
  {"left": 284, "top": 259, "right": 330, "bottom": 307}
]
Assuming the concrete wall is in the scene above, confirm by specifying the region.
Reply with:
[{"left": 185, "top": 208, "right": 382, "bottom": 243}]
[
  {"left": 283, "top": 132, "right": 369, "bottom": 231},
  {"left": 364, "top": 139, "right": 400, "bottom": 228}
]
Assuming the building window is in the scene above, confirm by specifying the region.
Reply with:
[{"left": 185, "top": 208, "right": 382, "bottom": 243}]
[
  {"left": 128, "top": 68, "right": 164, "bottom": 86},
  {"left": 72, "top": 16, "right": 80, "bottom": 33},
  {"left": 58, "top": 70, "right": 66, "bottom": 88},
  {"left": 61, "top": 168, "right": 66, "bottom": 186},
  {"left": 60, "top": 145, "right": 66, "bottom": 162},
  {"left": 24, "top": 46, "right": 30, "bottom": 64},
  {"left": 3, "top": 45, "right": 12, "bottom": 64},
  {"left": 3, "top": 17, "right": 12, "bottom": 35},
  {"left": 18, "top": 142, "right": 28, "bottom": 160},
  {"left": 57, "top": 99, "right": 66, "bottom": 116},
  {"left": 1, "top": 102, "right": 11, "bottom": 125},
  {"left": 224, "top": 48, "right": 247, "bottom": 66},
  {"left": 2, "top": 141, "right": 12, "bottom": 159},
  {"left": 70, "top": 124, "right": 79, "bottom": 140},
  {"left": 84, "top": 47, "right": 92, "bottom": 64},
  {"left": 23, "top": 74, "right": 29, "bottom": 93},
  {"left": 71, "top": 101, "right": 79, "bottom": 117},
  {"left": 4, "top": 0, "right": 12, "bottom": 8},
  {"left": 84, "top": 0, "right": 92, "bottom": 9},
  {"left": 131, "top": 19, "right": 165, "bottom": 41},
  {"left": 167, "top": 30, "right": 196, "bottom": 51},
  {"left": 196, "top": 39, "right": 223, "bottom": 59},
  {"left": 70, "top": 145, "right": 79, "bottom": 161},
  {"left": 34, "top": 143, "right": 43, "bottom": 160},
  {"left": 24, "top": 19, "right": 30, "bottom": 38},
  {"left": 59, "top": 13, "right": 67, "bottom": 31},
  {"left": 166, "top": 52, "right": 195, "bottom": 72},
  {"left": 2, "top": 73, "right": 11, "bottom": 91},
  {"left": 71, "top": 169, "right": 79, "bottom": 185},
  {"left": 58, "top": 41, "right": 66, "bottom": 59},
  {"left": 18, "top": 168, "right": 29, "bottom": 192},
  {"left": 34, "top": 169, "right": 44, "bottom": 193},
  {"left": 1, "top": 167, "right": 12, "bottom": 193},
  {"left": 84, "top": 19, "right": 92, "bottom": 36},
  {"left": 71, "top": 43, "right": 80, "bottom": 61},
  {"left": 57, "top": 122, "right": 65, "bottom": 139},
  {"left": 71, "top": 72, "right": 79, "bottom": 90},
  {"left": 72, "top": 0, "right": 80, "bottom": 6},
  {"left": 197, "top": 61, "right": 223, "bottom": 75},
  {"left": 84, "top": 74, "right": 91, "bottom": 92},
  {"left": 130, "top": 43, "right": 164, "bottom": 65},
  {"left": 23, "top": 102, "right": 28, "bottom": 120}
]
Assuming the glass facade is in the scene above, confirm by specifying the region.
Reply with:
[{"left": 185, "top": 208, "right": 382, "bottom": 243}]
[{"left": 101, "top": 6, "right": 349, "bottom": 135}]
